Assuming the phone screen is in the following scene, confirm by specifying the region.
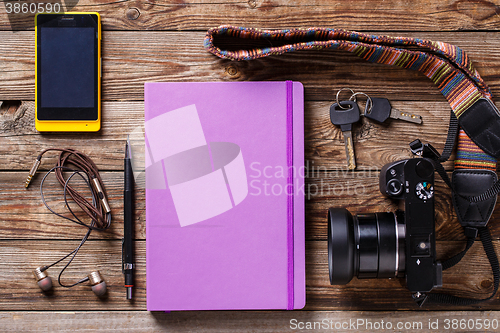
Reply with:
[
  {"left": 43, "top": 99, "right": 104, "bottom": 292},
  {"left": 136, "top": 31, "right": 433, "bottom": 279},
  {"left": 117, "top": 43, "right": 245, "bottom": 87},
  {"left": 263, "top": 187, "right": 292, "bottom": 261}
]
[
  {"left": 40, "top": 27, "right": 95, "bottom": 108},
  {"left": 36, "top": 14, "right": 99, "bottom": 121}
]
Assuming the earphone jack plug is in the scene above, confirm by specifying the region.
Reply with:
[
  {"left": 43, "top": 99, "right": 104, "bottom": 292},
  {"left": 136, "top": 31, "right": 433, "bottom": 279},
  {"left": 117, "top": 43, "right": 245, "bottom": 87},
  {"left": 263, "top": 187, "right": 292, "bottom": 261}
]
[{"left": 25, "top": 155, "right": 42, "bottom": 188}]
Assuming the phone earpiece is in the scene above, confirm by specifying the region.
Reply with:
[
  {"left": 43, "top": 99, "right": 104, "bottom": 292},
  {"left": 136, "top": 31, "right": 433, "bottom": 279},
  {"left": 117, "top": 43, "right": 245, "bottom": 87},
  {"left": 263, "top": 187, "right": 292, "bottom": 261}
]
[
  {"left": 33, "top": 267, "right": 52, "bottom": 292},
  {"left": 88, "top": 271, "right": 107, "bottom": 297}
]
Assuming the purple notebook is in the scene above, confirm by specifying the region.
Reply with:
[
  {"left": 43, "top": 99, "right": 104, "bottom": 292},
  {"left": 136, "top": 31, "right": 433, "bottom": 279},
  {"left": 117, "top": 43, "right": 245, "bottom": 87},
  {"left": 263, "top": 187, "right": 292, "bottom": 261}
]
[{"left": 145, "top": 81, "right": 305, "bottom": 311}]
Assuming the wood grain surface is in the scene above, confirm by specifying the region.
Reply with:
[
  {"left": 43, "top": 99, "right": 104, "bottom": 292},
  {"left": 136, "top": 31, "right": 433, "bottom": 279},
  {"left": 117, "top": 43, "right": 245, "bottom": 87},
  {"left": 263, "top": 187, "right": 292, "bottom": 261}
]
[
  {"left": 0, "top": 100, "right": 454, "bottom": 170},
  {"left": 1, "top": 310, "right": 499, "bottom": 333},
  {"left": 2, "top": 0, "right": 500, "bottom": 31},
  {"left": 2, "top": 31, "right": 500, "bottom": 101},
  {"left": 0, "top": 240, "right": 498, "bottom": 311},
  {"left": 5, "top": 170, "right": 500, "bottom": 242},
  {"left": 2, "top": 0, "right": 500, "bottom": 330}
]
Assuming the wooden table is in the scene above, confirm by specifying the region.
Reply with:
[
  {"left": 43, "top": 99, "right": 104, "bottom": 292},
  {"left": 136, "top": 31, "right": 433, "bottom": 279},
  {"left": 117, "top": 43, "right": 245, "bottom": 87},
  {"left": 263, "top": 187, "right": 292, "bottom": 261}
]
[{"left": 1, "top": 0, "right": 500, "bottom": 331}]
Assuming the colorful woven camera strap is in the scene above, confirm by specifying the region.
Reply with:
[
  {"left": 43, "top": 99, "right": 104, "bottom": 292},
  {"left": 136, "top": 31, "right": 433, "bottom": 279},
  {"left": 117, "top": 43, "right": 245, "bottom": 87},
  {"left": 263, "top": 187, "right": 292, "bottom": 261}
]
[
  {"left": 204, "top": 26, "right": 497, "bottom": 170},
  {"left": 205, "top": 26, "right": 499, "bottom": 306}
]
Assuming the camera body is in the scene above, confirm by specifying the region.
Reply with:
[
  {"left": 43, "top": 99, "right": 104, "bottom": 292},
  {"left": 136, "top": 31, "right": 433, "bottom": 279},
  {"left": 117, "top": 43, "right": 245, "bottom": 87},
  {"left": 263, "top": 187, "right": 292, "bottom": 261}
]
[
  {"left": 328, "top": 157, "right": 442, "bottom": 294},
  {"left": 380, "top": 157, "right": 442, "bottom": 292}
]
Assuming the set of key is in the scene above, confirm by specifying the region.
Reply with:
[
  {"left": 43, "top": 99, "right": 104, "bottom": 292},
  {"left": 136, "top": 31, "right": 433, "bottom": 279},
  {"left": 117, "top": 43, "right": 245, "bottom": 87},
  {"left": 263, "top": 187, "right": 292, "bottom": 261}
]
[{"left": 330, "top": 94, "right": 423, "bottom": 170}]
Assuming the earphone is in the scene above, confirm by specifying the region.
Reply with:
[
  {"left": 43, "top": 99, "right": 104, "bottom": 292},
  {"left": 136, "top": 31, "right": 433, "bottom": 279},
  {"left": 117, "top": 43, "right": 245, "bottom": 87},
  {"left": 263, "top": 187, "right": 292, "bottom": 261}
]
[
  {"left": 26, "top": 148, "right": 112, "bottom": 297},
  {"left": 33, "top": 267, "right": 52, "bottom": 292},
  {"left": 33, "top": 267, "right": 107, "bottom": 296}
]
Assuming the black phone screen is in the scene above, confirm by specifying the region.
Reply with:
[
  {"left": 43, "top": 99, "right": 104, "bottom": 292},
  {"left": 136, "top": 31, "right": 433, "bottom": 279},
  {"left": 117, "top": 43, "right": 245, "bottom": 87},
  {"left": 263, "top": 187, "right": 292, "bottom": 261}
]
[{"left": 36, "top": 14, "right": 99, "bottom": 121}]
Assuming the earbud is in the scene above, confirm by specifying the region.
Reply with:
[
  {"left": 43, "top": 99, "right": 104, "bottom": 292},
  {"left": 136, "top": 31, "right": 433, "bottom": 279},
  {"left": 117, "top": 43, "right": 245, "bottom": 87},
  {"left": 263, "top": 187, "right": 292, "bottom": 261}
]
[
  {"left": 33, "top": 267, "right": 107, "bottom": 296},
  {"left": 33, "top": 267, "right": 52, "bottom": 292},
  {"left": 88, "top": 271, "right": 107, "bottom": 297}
]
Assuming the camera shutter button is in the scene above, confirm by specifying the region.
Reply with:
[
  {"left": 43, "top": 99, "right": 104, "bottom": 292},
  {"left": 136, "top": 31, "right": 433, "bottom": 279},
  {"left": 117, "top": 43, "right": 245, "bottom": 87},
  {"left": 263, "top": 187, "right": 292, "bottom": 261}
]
[
  {"left": 415, "top": 160, "right": 434, "bottom": 178},
  {"left": 386, "top": 179, "right": 403, "bottom": 196}
]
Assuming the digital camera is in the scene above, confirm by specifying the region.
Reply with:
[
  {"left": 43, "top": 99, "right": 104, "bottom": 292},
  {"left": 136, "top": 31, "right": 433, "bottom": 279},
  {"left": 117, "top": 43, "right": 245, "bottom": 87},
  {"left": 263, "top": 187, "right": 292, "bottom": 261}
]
[{"left": 328, "top": 158, "right": 442, "bottom": 294}]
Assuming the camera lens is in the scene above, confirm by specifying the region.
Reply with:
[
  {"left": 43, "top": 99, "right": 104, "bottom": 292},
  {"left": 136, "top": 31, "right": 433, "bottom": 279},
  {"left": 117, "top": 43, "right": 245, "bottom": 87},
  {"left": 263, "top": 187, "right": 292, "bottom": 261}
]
[
  {"left": 328, "top": 208, "right": 405, "bottom": 285},
  {"left": 328, "top": 208, "right": 355, "bottom": 284}
]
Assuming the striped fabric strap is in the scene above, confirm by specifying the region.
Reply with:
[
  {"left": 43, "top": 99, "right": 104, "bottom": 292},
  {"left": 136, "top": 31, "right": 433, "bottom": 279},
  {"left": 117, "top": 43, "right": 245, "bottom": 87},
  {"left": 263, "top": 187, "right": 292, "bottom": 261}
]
[
  {"left": 455, "top": 129, "right": 496, "bottom": 171},
  {"left": 204, "top": 26, "right": 496, "bottom": 170}
]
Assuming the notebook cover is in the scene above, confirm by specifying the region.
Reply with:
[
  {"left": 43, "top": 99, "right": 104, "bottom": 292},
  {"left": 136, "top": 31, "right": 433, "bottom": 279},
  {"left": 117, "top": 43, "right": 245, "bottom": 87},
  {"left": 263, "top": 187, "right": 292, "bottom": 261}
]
[{"left": 145, "top": 81, "right": 305, "bottom": 311}]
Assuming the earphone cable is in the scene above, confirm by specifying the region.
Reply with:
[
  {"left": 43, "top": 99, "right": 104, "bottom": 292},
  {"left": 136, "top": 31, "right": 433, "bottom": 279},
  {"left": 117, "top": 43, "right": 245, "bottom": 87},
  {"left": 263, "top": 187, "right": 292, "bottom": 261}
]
[
  {"left": 36, "top": 149, "right": 112, "bottom": 288},
  {"left": 57, "top": 228, "right": 92, "bottom": 288},
  {"left": 38, "top": 148, "right": 111, "bottom": 230}
]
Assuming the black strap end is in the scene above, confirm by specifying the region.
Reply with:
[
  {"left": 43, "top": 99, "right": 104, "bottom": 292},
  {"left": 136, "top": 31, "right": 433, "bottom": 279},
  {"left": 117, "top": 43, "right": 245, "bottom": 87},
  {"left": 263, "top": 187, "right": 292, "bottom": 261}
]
[
  {"left": 459, "top": 98, "right": 500, "bottom": 159},
  {"left": 452, "top": 170, "right": 498, "bottom": 227}
]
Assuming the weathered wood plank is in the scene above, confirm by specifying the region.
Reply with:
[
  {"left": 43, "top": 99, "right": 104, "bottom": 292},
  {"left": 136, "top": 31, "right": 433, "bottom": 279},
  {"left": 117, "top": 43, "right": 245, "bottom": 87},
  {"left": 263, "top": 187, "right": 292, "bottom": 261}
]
[
  {"left": 307, "top": 240, "right": 500, "bottom": 310},
  {"left": 0, "top": 99, "right": 468, "bottom": 171},
  {"left": 0, "top": 171, "right": 145, "bottom": 240},
  {"left": 0, "top": 101, "right": 138, "bottom": 171},
  {"left": 305, "top": 173, "right": 500, "bottom": 242},
  {"left": 2, "top": 31, "right": 500, "bottom": 101},
  {"left": 2, "top": 0, "right": 500, "bottom": 32},
  {"left": 4, "top": 170, "right": 500, "bottom": 241},
  {"left": 0, "top": 240, "right": 145, "bottom": 310},
  {"left": 0, "top": 240, "right": 498, "bottom": 310},
  {"left": 1, "top": 310, "right": 499, "bottom": 332},
  {"left": 1, "top": 104, "right": 497, "bottom": 242},
  {"left": 1, "top": 0, "right": 499, "bottom": 323}
]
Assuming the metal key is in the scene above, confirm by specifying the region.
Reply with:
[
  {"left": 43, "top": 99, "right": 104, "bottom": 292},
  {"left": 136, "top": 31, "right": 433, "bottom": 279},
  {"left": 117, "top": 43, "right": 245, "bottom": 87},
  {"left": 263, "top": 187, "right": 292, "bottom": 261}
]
[
  {"left": 365, "top": 97, "right": 422, "bottom": 124},
  {"left": 330, "top": 100, "right": 360, "bottom": 170}
]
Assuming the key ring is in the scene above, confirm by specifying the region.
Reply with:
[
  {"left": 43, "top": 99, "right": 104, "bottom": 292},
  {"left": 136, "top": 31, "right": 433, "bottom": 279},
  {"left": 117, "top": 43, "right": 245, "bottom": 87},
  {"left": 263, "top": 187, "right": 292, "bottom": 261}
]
[
  {"left": 336, "top": 88, "right": 356, "bottom": 110},
  {"left": 349, "top": 92, "right": 373, "bottom": 115}
]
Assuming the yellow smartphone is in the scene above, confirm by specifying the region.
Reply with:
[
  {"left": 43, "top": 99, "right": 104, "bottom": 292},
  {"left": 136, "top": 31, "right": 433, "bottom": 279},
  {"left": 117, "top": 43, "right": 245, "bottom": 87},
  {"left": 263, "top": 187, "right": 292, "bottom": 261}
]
[{"left": 35, "top": 13, "right": 101, "bottom": 132}]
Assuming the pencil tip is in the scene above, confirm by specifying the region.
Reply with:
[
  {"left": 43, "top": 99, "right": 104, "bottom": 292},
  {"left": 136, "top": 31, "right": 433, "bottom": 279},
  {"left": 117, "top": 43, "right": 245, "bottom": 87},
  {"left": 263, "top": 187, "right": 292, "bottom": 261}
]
[{"left": 125, "top": 135, "right": 131, "bottom": 158}]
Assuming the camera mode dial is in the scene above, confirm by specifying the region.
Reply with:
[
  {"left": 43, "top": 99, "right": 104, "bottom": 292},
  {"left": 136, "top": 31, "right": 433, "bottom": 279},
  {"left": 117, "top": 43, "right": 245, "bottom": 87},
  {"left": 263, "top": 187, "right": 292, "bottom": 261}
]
[{"left": 415, "top": 181, "right": 434, "bottom": 201}]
